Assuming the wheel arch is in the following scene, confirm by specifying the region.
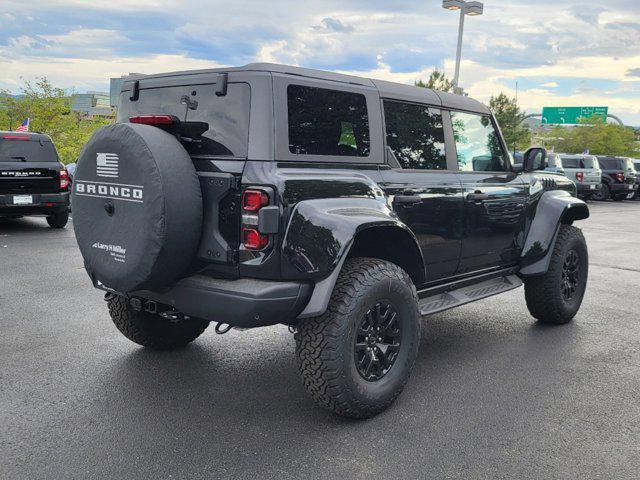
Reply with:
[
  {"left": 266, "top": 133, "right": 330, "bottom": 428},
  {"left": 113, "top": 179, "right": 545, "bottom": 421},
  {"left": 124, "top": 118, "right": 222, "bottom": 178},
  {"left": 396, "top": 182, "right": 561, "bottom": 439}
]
[
  {"left": 287, "top": 198, "right": 425, "bottom": 319},
  {"left": 347, "top": 225, "right": 426, "bottom": 286},
  {"left": 519, "top": 190, "right": 589, "bottom": 277}
]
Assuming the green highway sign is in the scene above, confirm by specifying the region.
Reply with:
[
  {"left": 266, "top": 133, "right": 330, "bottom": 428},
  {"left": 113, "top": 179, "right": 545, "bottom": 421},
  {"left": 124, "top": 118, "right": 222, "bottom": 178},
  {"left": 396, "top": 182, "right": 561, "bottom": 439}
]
[{"left": 541, "top": 106, "right": 608, "bottom": 125}]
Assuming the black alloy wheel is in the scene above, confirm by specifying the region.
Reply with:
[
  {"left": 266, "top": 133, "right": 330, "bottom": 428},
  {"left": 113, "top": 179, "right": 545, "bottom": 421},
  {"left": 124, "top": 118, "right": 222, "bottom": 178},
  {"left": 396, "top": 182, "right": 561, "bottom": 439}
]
[
  {"left": 561, "top": 249, "right": 580, "bottom": 301},
  {"left": 354, "top": 302, "right": 402, "bottom": 382}
]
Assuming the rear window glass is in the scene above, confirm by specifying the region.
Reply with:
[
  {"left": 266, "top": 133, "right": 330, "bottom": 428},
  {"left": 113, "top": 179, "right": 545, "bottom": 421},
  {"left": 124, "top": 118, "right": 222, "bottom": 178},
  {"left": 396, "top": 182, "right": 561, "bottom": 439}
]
[
  {"left": 0, "top": 138, "right": 59, "bottom": 162},
  {"left": 597, "top": 157, "right": 622, "bottom": 170},
  {"left": 118, "top": 83, "right": 251, "bottom": 158},
  {"left": 561, "top": 156, "right": 595, "bottom": 169},
  {"left": 287, "top": 85, "right": 370, "bottom": 157}
]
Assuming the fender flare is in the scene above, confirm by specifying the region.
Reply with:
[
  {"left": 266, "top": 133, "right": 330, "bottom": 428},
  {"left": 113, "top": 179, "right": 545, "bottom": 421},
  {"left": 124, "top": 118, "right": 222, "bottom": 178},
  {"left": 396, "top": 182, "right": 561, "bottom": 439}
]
[
  {"left": 280, "top": 197, "right": 424, "bottom": 319},
  {"left": 519, "top": 190, "right": 589, "bottom": 277}
]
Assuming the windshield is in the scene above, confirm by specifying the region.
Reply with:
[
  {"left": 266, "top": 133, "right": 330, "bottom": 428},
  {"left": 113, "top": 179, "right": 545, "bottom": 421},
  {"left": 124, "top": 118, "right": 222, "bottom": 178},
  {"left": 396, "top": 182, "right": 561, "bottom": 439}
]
[
  {"left": 561, "top": 156, "right": 596, "bottom": 169},
  {"left": 118, "top": 82, "right": 251, "bottom": 158},
  {"left": 0, "top": 138, "right": 59, "bottom": 162}
]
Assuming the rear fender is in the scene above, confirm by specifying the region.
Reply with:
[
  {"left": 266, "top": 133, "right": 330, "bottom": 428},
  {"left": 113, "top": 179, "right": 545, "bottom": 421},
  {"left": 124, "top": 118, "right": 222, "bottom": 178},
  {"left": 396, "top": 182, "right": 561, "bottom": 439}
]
[
  {"left": 519, "top": 190, "right": 589, "bottom": 277},
  {"left": 281, "top": 197, "right": 425, "bottom": 318}
]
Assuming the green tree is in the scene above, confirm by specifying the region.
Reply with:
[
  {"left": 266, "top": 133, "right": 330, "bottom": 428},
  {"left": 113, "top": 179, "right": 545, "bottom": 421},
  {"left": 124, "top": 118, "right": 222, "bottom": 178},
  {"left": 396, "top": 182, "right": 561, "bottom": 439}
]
[
  {"left": 415, "top": 70, "right": 457, "bottom": 93},
  {"left": 0, "top": 77, "right": 112, "bottom": 164},
  {"left": 489, "top": 93, "right": 530, "bottom": 152},
  {"left": 543, "top": 116, "right": 638, "bottom": 157}
]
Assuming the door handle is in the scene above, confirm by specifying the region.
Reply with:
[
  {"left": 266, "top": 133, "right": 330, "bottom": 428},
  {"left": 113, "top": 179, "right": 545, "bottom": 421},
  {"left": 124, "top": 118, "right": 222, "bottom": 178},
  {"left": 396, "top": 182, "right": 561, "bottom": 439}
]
[
  {"left": 467, "top": 192, "right": 490, "bottom": 201},
  {"left": 394, "top": 195, "right": 422, "bottom": 205}
]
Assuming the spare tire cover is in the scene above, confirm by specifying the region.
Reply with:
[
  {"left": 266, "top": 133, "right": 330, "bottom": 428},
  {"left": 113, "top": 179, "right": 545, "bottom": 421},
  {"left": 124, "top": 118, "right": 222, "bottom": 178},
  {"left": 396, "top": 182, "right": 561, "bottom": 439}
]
[{"left": 72, "top": 123, "right": 202, "bottom": 293}]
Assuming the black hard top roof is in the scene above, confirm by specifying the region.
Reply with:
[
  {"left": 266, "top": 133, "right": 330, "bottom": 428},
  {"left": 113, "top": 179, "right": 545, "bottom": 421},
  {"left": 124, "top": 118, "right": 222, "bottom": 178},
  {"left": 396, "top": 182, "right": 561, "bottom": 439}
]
[
  {"left": 0, "top": 131, "right": 52, "bottom": 142},
  {"left": 123, "top": 62, "right": 490, "bottom": 114}
]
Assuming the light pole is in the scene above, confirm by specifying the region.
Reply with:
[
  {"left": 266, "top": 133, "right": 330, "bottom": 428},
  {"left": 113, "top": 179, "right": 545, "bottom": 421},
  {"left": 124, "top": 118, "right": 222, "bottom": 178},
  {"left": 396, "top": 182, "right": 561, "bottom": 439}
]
[{"left": 442, "top": 0, "right": 484, "bottom": 93}]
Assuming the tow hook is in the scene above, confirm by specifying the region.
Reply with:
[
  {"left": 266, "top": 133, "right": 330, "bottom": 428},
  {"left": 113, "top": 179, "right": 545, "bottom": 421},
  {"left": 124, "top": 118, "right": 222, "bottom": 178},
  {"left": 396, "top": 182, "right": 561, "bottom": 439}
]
[{"left": 215, "top": 323, "right": 232, "bottom": 335}]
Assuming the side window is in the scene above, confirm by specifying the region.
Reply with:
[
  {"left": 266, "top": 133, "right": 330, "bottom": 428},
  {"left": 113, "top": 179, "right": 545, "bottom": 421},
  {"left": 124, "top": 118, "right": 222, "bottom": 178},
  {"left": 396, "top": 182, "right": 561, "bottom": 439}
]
[
  {"left": 287, "top": 85, "right": 370, "bottom": 157},
  {"left": 383, "top": 100, "right": 447, "bottom": 170},
  {"left": 450, "top": 111, "right": 507, "bottom": 172}
]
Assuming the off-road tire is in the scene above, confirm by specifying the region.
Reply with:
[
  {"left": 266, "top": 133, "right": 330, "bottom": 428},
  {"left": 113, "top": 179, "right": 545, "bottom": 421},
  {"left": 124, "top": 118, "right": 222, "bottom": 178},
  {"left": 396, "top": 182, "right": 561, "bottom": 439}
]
[
  {"left": 295, "top": 258, "right": 421, "bottom": 419},
  {"left": 107, "top": 295, "right": 209, "bottom": 350},
  {"left": 46, "top": 211, "right": 68, "bottom": 229},
  {"left": 524, "top": 225, "right": 588, "bottom": 325},
  {"left": 592, "top": 183, "right": 609, "bottom": 201}
]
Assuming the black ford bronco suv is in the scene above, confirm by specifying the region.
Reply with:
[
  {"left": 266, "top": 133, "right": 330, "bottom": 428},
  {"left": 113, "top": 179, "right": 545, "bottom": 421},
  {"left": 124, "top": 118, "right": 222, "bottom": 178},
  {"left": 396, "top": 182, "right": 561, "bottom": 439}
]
[
  {"left": 72, "top": 64, "right": 589, "bottom": 418},
  {"left": 0, "top": 132, "right": 70, "bottom": 228}
]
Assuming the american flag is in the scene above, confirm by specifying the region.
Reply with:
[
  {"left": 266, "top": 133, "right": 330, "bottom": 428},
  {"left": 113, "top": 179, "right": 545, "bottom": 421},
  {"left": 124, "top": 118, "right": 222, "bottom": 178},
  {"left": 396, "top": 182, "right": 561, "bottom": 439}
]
[
  {"left": 15, "top": 118, "right": 29, "bottom": 132},
  {"left": 96, "top": 153, "right": 119, "bottom": 178}
]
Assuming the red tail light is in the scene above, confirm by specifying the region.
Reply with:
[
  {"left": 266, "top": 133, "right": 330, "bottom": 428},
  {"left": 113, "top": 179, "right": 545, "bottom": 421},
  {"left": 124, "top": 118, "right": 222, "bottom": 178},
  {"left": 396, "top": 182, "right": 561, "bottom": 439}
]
[
  {"left": 243, "top": 228, "right": 269, "bottom": 250},
  {"left": 60, "top": 168, "right": 70, "bottom": 190},
  {"left": 242, "top": 189, "right": 269, "bottom": 212},
  {"left": 575, "top": 172, "right": 584, "bottom": 182},
  {"left": 241, "top": 188, "right": 270, "bottom": 250},
  {"left": 129, "top": 115, "right": 175, "bottom": 126},
  {"left": 616, "top": 172, "right": 625, "bottom": 182}
]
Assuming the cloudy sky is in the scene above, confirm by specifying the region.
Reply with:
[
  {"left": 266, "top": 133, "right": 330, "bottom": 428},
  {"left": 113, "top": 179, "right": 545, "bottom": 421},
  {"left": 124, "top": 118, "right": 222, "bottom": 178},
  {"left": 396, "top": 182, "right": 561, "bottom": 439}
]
[{"left": 1, "top": 0, "right": 639, "bottom": 124}]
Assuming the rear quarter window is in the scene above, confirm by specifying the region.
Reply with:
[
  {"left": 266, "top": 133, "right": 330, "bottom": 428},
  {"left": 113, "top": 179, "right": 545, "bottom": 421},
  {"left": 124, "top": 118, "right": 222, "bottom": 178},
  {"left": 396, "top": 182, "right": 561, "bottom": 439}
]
[{"left": 287, "top": 84, "right": 370, "bottom": 157}]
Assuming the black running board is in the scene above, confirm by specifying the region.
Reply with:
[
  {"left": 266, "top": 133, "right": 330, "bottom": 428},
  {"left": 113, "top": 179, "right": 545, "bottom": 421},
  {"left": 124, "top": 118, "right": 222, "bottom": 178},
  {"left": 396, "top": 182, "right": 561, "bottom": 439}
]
[{"left": 418, "top": 274, "right": 522, "bottom": 316}]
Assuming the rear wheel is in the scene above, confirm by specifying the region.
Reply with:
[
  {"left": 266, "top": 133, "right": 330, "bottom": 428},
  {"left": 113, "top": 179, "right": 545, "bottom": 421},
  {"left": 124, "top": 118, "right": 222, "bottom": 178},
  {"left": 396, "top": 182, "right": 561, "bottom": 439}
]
[
  {"left": 107, "top": 295, "right": 209, "bottom": 350},
  {"left": 592, "top": 183, "right": 609, "bottom": 201},
  {"left": 524, "top": 225, "right": 588, "bottom": 325},
  {"left": 46, "top": 211, "right": 68, "bottom": 228},
  {"left": 295, "top": 258, "right": 421, "bottom": 419}
]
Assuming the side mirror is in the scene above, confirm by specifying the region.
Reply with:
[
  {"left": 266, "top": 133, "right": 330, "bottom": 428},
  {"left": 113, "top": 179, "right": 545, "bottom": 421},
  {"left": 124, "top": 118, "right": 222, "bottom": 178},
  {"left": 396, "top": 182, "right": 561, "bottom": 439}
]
[{"left": 523, "top": 147, "right": 547, "bottom": 172}]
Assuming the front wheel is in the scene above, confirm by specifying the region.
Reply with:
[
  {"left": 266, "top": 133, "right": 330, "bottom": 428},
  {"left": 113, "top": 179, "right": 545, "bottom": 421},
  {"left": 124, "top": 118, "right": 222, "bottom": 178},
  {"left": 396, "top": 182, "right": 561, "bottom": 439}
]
[
  {"left": 524, "top": 225, "right": 588, "bottom": 325},
  {"left": 46, "top": 211, "right": 68, "bottom": 228},
  {"left": 612, "top": 194, "right": 627, "bottom": 202},
  {"left": 295, "top": 258, "right": 421, "bottom": 419},
  {"left": 107, "top": 295, "right": 209, "bottom": 350}
]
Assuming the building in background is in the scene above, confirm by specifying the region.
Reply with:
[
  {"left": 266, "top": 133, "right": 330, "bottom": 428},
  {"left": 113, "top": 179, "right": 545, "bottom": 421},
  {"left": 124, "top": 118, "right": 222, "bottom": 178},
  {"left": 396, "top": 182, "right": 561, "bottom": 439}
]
[
  {"left": 110, "top": 77, "right": 125, "bottom": 108},
  {"left": 71, "top": 91, "right": 114, "bottom": 117}
]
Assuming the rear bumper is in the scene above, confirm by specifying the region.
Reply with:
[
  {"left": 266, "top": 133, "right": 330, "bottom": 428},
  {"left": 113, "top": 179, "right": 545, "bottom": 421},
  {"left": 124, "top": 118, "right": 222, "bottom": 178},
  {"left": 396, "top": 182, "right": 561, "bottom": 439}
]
[
  {"left": 609, "top": 183, "right": 637, "bottom": 193},
  {"left": 576, "top": 183, "right": 601, "bottom": 193},
  {"left": 0, "top": 191, "right": 69, "bottom": 216},
  {"left": 132, "top": 275, "right": 313, "bottom": 328}
]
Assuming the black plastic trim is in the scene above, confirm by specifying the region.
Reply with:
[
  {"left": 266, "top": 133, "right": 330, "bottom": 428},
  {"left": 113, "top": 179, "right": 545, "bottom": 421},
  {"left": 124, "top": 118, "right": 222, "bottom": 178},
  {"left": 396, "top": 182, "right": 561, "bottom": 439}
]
[{"left": 134, "top": 275, "right": 313, "bottom": 328}]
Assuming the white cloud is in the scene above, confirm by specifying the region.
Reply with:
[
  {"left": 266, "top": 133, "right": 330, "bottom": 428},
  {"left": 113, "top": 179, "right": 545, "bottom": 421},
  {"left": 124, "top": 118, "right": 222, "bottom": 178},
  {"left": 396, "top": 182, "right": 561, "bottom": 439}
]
[
  {"left": 0, "top": 0, "right": 639, "bottom": 124},
  {"left": 0, "top": 54, "right": 221, "bottom": 92}
]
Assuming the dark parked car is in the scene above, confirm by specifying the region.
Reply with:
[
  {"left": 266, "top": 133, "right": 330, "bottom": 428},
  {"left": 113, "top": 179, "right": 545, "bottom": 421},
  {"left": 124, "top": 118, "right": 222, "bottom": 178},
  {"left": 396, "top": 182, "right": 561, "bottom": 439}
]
[
  {"left": 593, "top": 156, "right": 637, "bottom": 201},
  {"left": 71, "top": 63, "right": 589, "bottom": 418},
  {"left": 0, "top": 131, "right": 70, "bottom": 227}
]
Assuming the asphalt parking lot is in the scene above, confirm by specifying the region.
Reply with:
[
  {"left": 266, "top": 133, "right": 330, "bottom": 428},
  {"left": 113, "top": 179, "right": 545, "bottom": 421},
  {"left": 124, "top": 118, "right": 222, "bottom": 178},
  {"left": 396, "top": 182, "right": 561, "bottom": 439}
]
[{"left": 1, "top": 201, "right": 640, "bottom": 480}]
